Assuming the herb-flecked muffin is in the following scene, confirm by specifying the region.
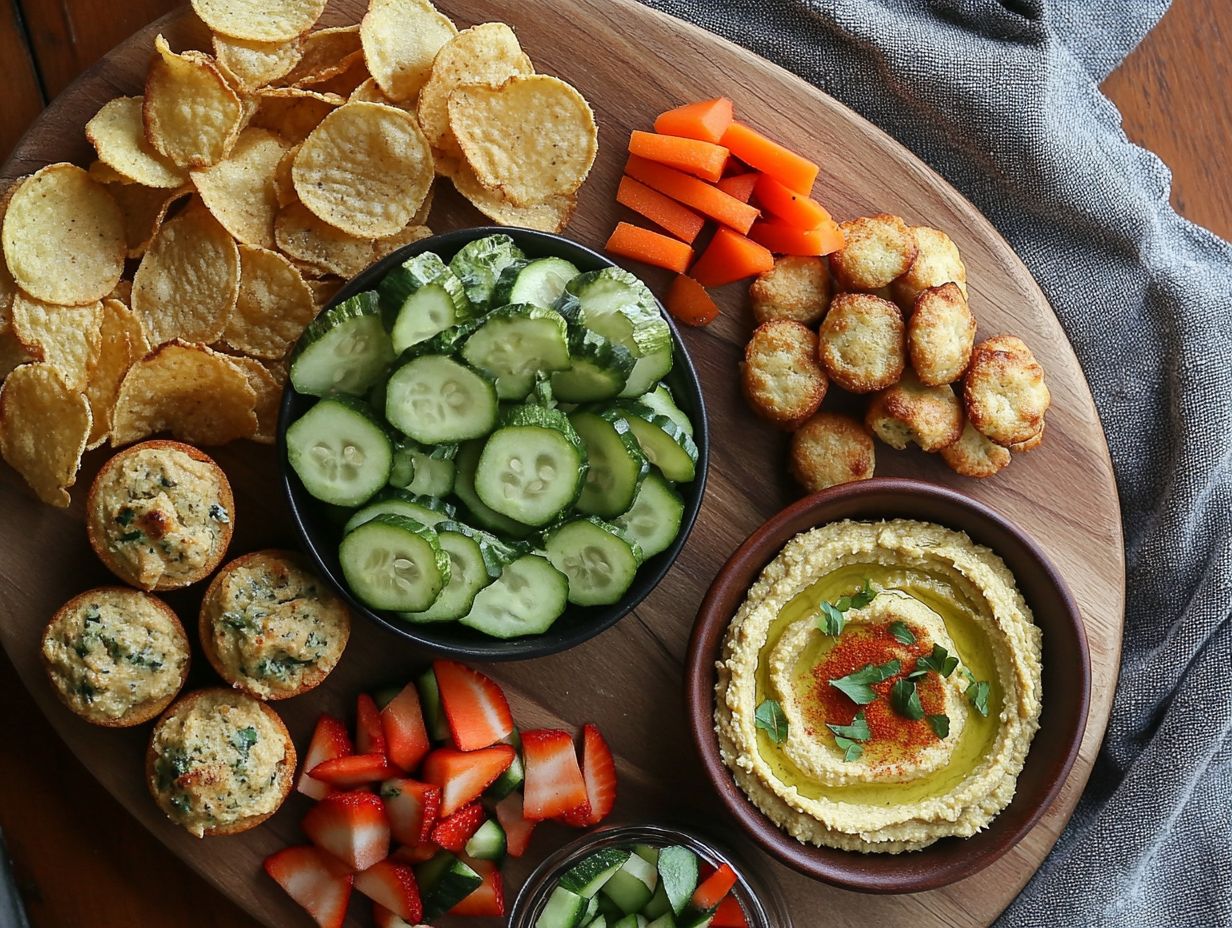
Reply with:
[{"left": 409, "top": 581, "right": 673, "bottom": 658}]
[
  {"left": 41, "top": 587, "right": 190, "bottom": 727},
  {"left": 87, "top": 440, "right": 235, "bottom": 591},
  {"left": 146, "top": 688, "right": 295, "bottom": 837},
  {"left": 199, "top": 550, "right": 351, "bottom": 700}
]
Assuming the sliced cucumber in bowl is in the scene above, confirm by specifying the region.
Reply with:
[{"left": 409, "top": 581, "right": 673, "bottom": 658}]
[
  {"left": 289, "top": 292, "right": 394, "bottom": 397},
  {"left": 459, "top": 553, "right": 569, "bottom": 638},
  {"left": 460, "top": 304, "right": 571, "bottom": 400},
  {"left": 491, "top": 255, "right": 580, "bottom": 308},
  {"left": 385, "top": 354, "right": 498, "bottom": 444},
  {"left": 379, "top": 251, "right": 471, "bottom": 353},
  {"left": 569, "top": 409, "right": 648, "bottom": 518},
  {"left": 545, "top": 517, "right": 643, "bottom": 607},
  {"left": 286, "top": 395, "right": 392, "bottom": 507},
  {"left": 339, "top": 513, "right": 450, "bottom": 613},
  {"left": 344, "top": 488, "right": 455, "bottom": 533}
]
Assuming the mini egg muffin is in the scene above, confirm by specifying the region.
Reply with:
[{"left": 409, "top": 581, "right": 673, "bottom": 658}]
[
  {"left": 940, "top": 421, "right": 1013, "bottom": 478},
  {"left": 741, "top": 320, "right": 828, "bottom": 429},
  {"left": 199, "top": 550, "right": 351, "bottom": 700},
  {"left": 891, "top": 226, "right": 969, "bottom": 310},
  {"left": 146, "top": 688, "right": 295, "bottom": 837},
  {"left": 87, "top": 440, "right": 235, "bottom": 591},
  {"left": 749, "top": 255, "right": 832, "bottom": 325},
  {"left": 828, "top": 213, "right": 917, "bottom": 291},
  {"left": 865, "top": 369, "right": 964, "bottom": 452},
  {"left": 817, "top": 292, "right": 906, "bottom": 393},
  {"left": 963, "top": 335, "right": 1051, "bottom": 447},
  {"left": 789, "top": 412, "right": 876, "bottom": 492},
  {"left": 41, "top": 586, "right": 190, "bottom": 727}
]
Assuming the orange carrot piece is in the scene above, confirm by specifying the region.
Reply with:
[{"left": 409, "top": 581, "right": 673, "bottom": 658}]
[
  {"left": 616, "top": 176, "right": 706, "bottom": 244},
  {"left": 717, "top": 172, "right": 759, "bottom": 203},
  {"left": 625, "top": 155, "right": 760, "bottom": 235},
  {"left": 753, "top": 173, "right": 832, "bottom": 228},
  {"left": 628, "top": 130, "right": 730, "bottom": 182},
  {"left": 689, "top": 227, "right": 774, "bottom": 287},
  {"left": 665, "top": 274, "right": 719, "bottom": 326},
  {"left": 749, "top": 219, "right": 846, "bottom": 256},
  {"left": 606, "top": 221, "right": 694, "bottom": 274},
  {"left": 653, "top": 96, "right": 734, "bottom": 144},
  {"left": 721, "top": 122, "right": 819, "bottom": 194}
]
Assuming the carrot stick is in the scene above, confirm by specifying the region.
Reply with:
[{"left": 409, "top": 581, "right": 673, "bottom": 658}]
[
  {"left": 721, "top": 122, "right": 819, "bottom": 194},
  {"left": 625, "top": 155, "right": 760, "bottom": 235},
  {"left": 653, "top": 97, "right": 734, "bottom": 144},
  {"left": 753, "top": 173, "right": 832, "bottom": 228},
  {"left": 717, "top": 172, "right": 759, "bottom": 203},
  {"left": 606, "top": 221, "right": 694, "bottom": 274},
  {"left": 689, "top": 227, "right": 774, "bottom": 286},
  {"left": 665, "top": 274, "right": 719, "bottom": 326},
  {"left": 628, "top": 130, "right": 730, "bottom": 183},
  {"left": 616, "top": 176, "right": 706, "bottom": 244},
  {"left": 749, "top": 219, "right": 846, "bottom": 256}
]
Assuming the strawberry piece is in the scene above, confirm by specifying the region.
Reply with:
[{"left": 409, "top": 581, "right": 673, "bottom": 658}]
[
  {"left": 557, "top": 801, "right": 593, "bottom": 828},
  {"left": 310, "top": 753, "right": 399, "bottom": 789},
  {"left": 713, "top": 894, "right": 749, "bottom": 927},
  {"left": 449, "top": 858, "right": 505, "bottom": 917},
  {"left": 429, "top": 802, "right": 485, "bottom": 853},
  {"left": 562, "top": 723, "right": 617, "bottom": 826},
  {"left": 380, "top": 778, "right": 440, "bottom": 846},
  {"left": 297, "top": 715, "right": 353, "bottom": 801},
  {"left": 691, "top": 862, "right": 739, "bottom": 910},
  {"left": 301, "top": 790, "right": 390, "bottom": 872},
  {"left": 381, "top": 683, "right": 431, "bottom": 773},
  {"left": 390, "top": 842, "right": 438, "bottom": 864},
  {"left": 494, "top": 791, "right": 537, "bottom": 857},
  {"left": 354, "top": 859, "right": 423, "bottom": 923},
  {"left": 432, "top": 660, "right": 514, "bottom": 751},
  {"left": 521, "top": 728, "right": 588, "bottom": 820},
  {"left": 420, "top": 745, "right": 514, "bottom": 817},
  {"left": 264, "top": 845, "right": 352, "bottom": 928},
  {"left": 355, "top": 693, "right": 388, "bottom": 758},
  {"left": 372, "top": 904, "right": 415, "bottom": 928}
]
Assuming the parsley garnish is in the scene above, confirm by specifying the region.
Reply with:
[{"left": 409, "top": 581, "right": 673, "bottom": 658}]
[
  {"left": 916, "top": 644, "right": 959, "bottom": 678},
  {"left": 115, "top": 508, "right": 134, "bottom": 527},
  {"left": 815, "top": 580, "right": 877, "bottom": 636},
  {"left": 829, "top": 659, "right": 900, "bottom": 705},
  {"left": 826, "top": 710, "right": 871, "bottom": 758},
  {"left": 754, "top": 699, "right": 789, "bottom": 744},
  {"left": 889, "top": 621, "right": 916, "bottom": 645},
  {"left": 231, "top": 726, "right": 258, "bottom": 762},
  {"left": 927, "top": 713, "right": 950, "bottom": 739},
  {"left": 890, "top": 678, "right": 924, "bottom": 720},
  {"left": 968, "top": 679, "right": 991, "bottom": 717},
  {"left": 117, "top": 530, "right": 144, "bottom": 543},
  {"left": 834, "top": 736, "right": 864, "bottom": 762},
  {"left": 208, "top": 503, "right": 230, "bottom": 523}
]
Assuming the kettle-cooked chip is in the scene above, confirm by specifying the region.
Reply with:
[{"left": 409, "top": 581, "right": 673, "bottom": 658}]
[
  {"left": 106, "top": 181, "right": 191, "bottom": 259},
  {"left": 282, "top": 24, "right": 362, "bottom": 87},
  {"left": 191, "top": 0, "right": 327, "bottom": 43},
  {"left": 213, "top": 33, "right": 304, "bottom": 91},
  {"left": 274, "top": 201, "right": 431, "bottom": 278},
  {"left": 224, "top": 354, "right": 280, "bottom": 443},
  {"left": 86, "top": 96, "right": 188, "bottom": 189},
  {"left": 0, "top": 331, "right": 30, "bottom": 381},
  {"left": 450, "top": 161, "right": 575, "bottom": 233},
  {"left": 224, "top": 244, "right": 316, "bottom": 359},
  {"left": 9, "top": 293, "right": 103, "bottom": 391},
  {"left": 360, "top": 0, "right": 456, "bottom": 102},
  {"left": 85, "top": 299, "right": 150, "bottom": 449},
  {"left": 191, "top": 127, "right": 290, "bottom": 248},
  {"left": 0, "top": 363, "right": 92, "bottom": 507},
  {"left": 251, "top": 86, "right": 343, "bottom": 142},
  {"left": 144, "top": 36, "right": 245, "bottom": 169}
]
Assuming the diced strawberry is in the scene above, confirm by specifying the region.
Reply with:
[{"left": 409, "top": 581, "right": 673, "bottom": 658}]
[
  {"left": 372, "top": 904, "right": 416, "bottom": 928},
  {"left": 432, "top": 660, "right": 514, "bottom": 751},
  {"left": 420, "top": 745, "right": 515, "bottom": 817},
  {"left": 691, "top": 863, "right": 739, "bottom": 910},
  {"left": 381, "top": 683, "right": 431, "bottom": 773},
  {"left": 380, "top": 778, "right": 440, "bottom": 846},
  {"left": 557, "top": 801, "right": 593, "bottom": 828},
  {"left": 301, "top": 790, "right": 390, "bottom": 872},
  {"left": 429, "top": 802, "right": 485, "bottom": 853},
  {"left": 263, "top": 845, "right": 353, "bottom": 928},
  {"left": 297, "top": 715, "right": 353, "bottom": 801},
  {"left": 310, "top": 753, "right": 399, "bottom": 789},
  {"left": 521, "top": 728, "right": 588, "bottom": 821},
  {"left": 712, "top": 894, "right": 749, "bottom": 927},
  {"left": 562, "top": 723, "right": 617, "bottom": 826},
  {"left": 390, "top": 842, "right": 438, "bottom": 864},
  {"left": 449, "top": 858, "right": 505, "bottom": 917},
  {"left": 356, "top": 693, "right": 388, "bottom": 758},
  {"left": 354, "top": 859, "right": 422, "bottom": 923},
  {"left": 494, "top": 791, "right": 537, "bottom": 857}
]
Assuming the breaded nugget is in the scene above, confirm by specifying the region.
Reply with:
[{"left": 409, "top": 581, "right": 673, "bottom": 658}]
[
  {"left": 908, "top": 282, "right": 977, "bottom": 386},
  {"left": 963, "top": 335, "right": 1050, "bottom": 446},
  {"left": 891, "top": 226, "right": 968, "bottom": 310},
  {"left": 741, "top": 320, "right": 828, "bottom": 429},
  {"left": 749, "top": 255, "right": 831, "bottom": 325},
  {"left": 940, "top": 421, "right": 1012, "bottom": 478},
  {"left": 1008, "top": 420, "right": 1045, "bottom": 453},
  {"left": 817, "top": 292, "right": 905, "bottom": 394},
  {"left": 789, "top": 411, "right": 876, "bottom": 493},
  {"left": 829, "top": 213, "right": 917, "bottom": 291},
  {"left": 865, "top": 368, "right": 963, "bottom": 452}
]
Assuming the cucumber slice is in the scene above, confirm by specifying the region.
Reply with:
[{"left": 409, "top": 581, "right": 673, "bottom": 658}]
[
  {"left": 286, "top": 396, "right": 392, "bottom": 507},
  {"left": 379, "top": 252, "right": 471, "bottom": 352},
  {"left": 454, "top": 440, "right": 537, "bottom": 539},
  {"left": 563, "top": 268, "right": 672, "bottom": 358},
  {"left": 641, "top": 384, "right": 694, "bottom": 438},
  {"left": 339, "top": 514, "right": 449, "bottom": 612},
  {"left": 612, "top": 917, "right": 649, "bottom": 928},
  {"left": 613, "top": 474, "right": 685, "bottom": 559},
  {"left": 545, "top": 518, "right": 642, "bottom": 607},
  {"left": 415, "top": 852, "right": 484, "bottom": 919},
  {"left": 485, "top": 727, "right": 525, "bottom": 799},
  {"left": 601, "top": 854, "right": 658, "bottom": 915},
  {"left": 461, "top": 304, "right": 571, "bottom": 400},
  {"left": 345, "top": 489, "right": 454, "bottom": 533},
  {"left": 389, "top": 441, "right": 458, "bottom": 496},
  {"left": 620, "top": 345, "right": 674, "bottom": 398},
  {"left": 588, "top": 917, "right": 609, "bottom": 928},
  {"left": 492, "top": 256, "right": 580, "bottom": 308},
  {"left": 460, "top": 554, "right": 568, "bottom": 639},
  {"left": 402, "top": 320, "right": 479, "bottom": 359},
  {"left": 448, "top": 234, "right": 526, "bottom": 310},
  {"left": 475, "top": 405, "right": 587, "bottom": 526},
  {"left": 596, "top": 894, "right": 626, "bottom": 923},
  {"left": 551, "top": 328, "right": 634, "bottom": 403},
  {"left": 385, "top": 354, "right": 498, "bottom": 444},
  {"left": 463, "top": 818, "right": 507, "bottom": 861},
  {"left": 616, "top": 405, "right": 698, "bottom": 482},
  {"left": 560, "top": 848, "right": 632, "bottom": 898},
  {"left": 646, "top": 916, "right": 676, "bottom": 928},
  {"left": 643, "top": 883, "right": 672, "bottom": 920},
  {"left": 397, "top": 524, "right": 493, "bottom": 622},
  {"left": 569, "top": 410, "right": 648, "bottom": 518},
  {"left": 416, "top": 667, "right": 450, "bottom": 742},
  {"left": 536, "top": 886, "right": 590, "bottom": 928},
  {"left": 289, "top": 291, "right": 394, "bottom": 397},
  {"left": 584, "top": 896, "right": 601, "bottom": 925},
  {"left": 633, "top": 845, "right": 661, "bottom": 866},
  {"left": 657, "top": 846, "right": 699, "bottom": 916}
]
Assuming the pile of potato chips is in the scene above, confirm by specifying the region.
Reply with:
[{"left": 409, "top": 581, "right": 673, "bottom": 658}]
[{"left": 0, "top": 0, "right": 599, "bottom": 507}]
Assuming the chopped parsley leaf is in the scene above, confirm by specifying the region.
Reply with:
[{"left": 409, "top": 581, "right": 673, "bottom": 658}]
[{"left": 829, "top": 659, "right": 900, "bottom": 705}]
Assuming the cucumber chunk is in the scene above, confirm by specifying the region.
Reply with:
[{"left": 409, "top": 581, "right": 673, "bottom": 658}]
[
  {"left": 641, "top": 384, "right": 695, "bottom": 437},
  {"left": 601, "top": 854, "right": 658, "bottom": 915},
  {"left": 415, "top": 852, "right": 484, "bottom": 919},
  {"left": 560, "top": 848, "right": 632, "bottom": 898},
  {"left": 570, "top": 410, "right": 648, "bottom": 518},
  {"left": 643, "top": 883, "right": 672, "bottom": 920},
  {"left": 448, "top": 234, "right": 526, "bottom": 310},
  {"left": 379, "top": 252, "right": 471, "bottom": 352},
  {"left": 536, "top": 886, "right": 590, "bottom": 928},
  {"left": 344, "top": 489, "right": 455, "bottom": 533},
  {"left": 485, "top": 727, "right": 525, "bottom": 799},
  {"left": 545, "top": 518, "right": 642, "bottom": 607},
  {"left": 613, "top": 474, "right": 685, "bottom": 559},
  {"left": 339, "top": 514, "right": 449, "bottom": 612},
  {"left": 551, "top": 328, "right": 634, "bottom": 403},
  {"left": 620, "top": 346, "right": 674, "bottom": 398},
  {"left": 397, "top": 523, "right": 493, "bottom": 622},
  {"left": 646, "top": 915, "right": 676, "bottom": 928},
  {"left": 612, "top": 917, "right": 649, "bottom": 928},
  {"left": 416, "top": 667, "right": 450, "bottom": 742},
  {"left": 492, "top": 256, "right": 581, "bottom": 308},
  {"left": 289, "top": 291, "right": 394, "bottom": 397},
  {"left": 474, "top": 405, "right": 587, "bottom": 527},
  {"left": 463, "top": 818, "right": 507, "bottom": 861},
  {"left": 389, "top": 441, "right": 458, "bottom": 496},
  {"left": 617, "top": 405, "right": 698, "bottom": 482},
  {"left": 286, "top": 396, "right": 392, "bottom": 507},
  {"left": 461, "top": 304, "right": 571, "bottom": 399},
  {"left": 657, "top": 846, "right": 699, "bottom": 916},
  {"left": 385, "top": 354, "right": 498, "bottom": 444},
  {"left": 460, "top": 554, "right": 568, "bottom": 639},
  {"left": 454, "top": 440, "right": 537, "bottom": 538}
]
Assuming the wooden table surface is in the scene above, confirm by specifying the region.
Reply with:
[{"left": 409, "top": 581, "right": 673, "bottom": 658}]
[{"left": 0, "top": 2, "right": 1226, "bottom": 926}]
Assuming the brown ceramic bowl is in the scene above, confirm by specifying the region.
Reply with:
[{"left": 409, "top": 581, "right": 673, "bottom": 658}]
[{"left": 684, "top": 477, "right": 1090, "bottom": 893}]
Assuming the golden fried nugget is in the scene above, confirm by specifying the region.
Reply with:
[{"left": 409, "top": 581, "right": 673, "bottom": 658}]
[
  {"left": 817, "top": 292, "right": 905, "bottom": 394},
  {"left": 789, "top": 411, "right": 876, "bottom": 493},
  {"left": 741, "top": 320, "right": 828, "bottom": 430},
  {"left": 891, "top": 226, "right": 968, "bottom": 310},
  {"left": 828, "top": 213, "right": 917, "bottom": 291},
  {"left": 865, "top": 368, "right": 963, "bottom": 452},
  {"left": 1008, "top": 421, "right": 1045, "bottom": 453},
  {"left": 963, "top": 335, "right": 1050, "bottom": 447},
  {"left": 940, "top": 420, "right": 1012, "bottom": 478},
  {"left": 749, "top": 255, "right": 831, "bottom": 326},
  {"left": 907, "top": 282, "right": 977, "bottom": 386}
]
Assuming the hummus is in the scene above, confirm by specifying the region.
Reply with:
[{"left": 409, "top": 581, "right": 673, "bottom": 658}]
[{"left": 715, "top": 519, "right": 1042, "bottom": 853}]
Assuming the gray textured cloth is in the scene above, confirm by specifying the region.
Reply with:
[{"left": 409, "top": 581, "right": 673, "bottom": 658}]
[{"left": 636, "top": 1, "right": 1232, "bottom": 924}]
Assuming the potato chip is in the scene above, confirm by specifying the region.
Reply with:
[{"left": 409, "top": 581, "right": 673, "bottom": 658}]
[
  {"left": 274, "top": 201, "right": 430, "bottom": 278},
  {"left": 308, "top": 57, "right": 372, "bottom": 99},
  {"left": 449, "top": 75, "right": 597, "bottom": 207},
  {"left": 213, "top": 34, "right": 303, "bottom": 90},
  {"left": 89, "top": 159, "right": 135, "bottom": 185},
  {"left": 191, "top": 127, "right": 289, "bottom": 248},
  {"left": 2, "top": 164, "right": 125, "bottom": 306},
  {"left": 0, "top": 363, "right": 92, "bottom": 507},
  {"left": 451, "top": 161, "right": 575, "bottom": 233},
  {"left": 85, "top": 299, "right": 149, "bottom": 448},
  {"left": 224, "top": 244, "right": 316, "bottom": 358},
  {"left": 86, "top": 96, "right": 188, "bottom": 189},
  {"left": 272, "top": 142, "right": 300, "bottom": 207},
  {"left": 251, "top": 86, "right": 343, "bottom": 142},
  {"left": 417, "top": 23, "right": 533, "bottom": 156},
  {"left": 360, "top": 0, "right": 456, "bottom": 102},
  {"left": 109, "top": 279, "right": 133, "bottom": 306},
  {"left": 191, "top": 0, "right": 327, "bottom": 43},
  {"left": 144, "top": 35, "right": 245, "bottom": 169},
  {"left": 112, "top": 341, "right": 257, "bottom": 446},
  {"left": 10, "top": 293, "right": 103, "bottom": 391},
  {"left": 306, "top": 278, "right": 343, "bottom": 306},
  {"left": 132, "top": 202, "right": 240, "bottom": 345},
  {"left": 225, "top": 355, "right": 280, "bottom": 443},
  {"left": 0, "top": 330, "right": 32, "bottom": 380},
  {"left": 281, "top": 25, "right": 362, "bottom": 86},
  {"left": 106, "top": 181, "right": 191, "bottom": 259},
  {"left": 293, "top": 102, "right": 433, "bottom": 238}
]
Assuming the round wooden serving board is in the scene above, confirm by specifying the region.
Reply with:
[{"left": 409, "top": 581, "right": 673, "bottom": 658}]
[{"left": 0, "top": 1, "right": 1124, "bottom": 926}]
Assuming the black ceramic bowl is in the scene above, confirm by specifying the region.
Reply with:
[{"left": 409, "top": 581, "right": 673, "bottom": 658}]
[{"left": 278, "top": 227, "right": 709, "bottom": 661}]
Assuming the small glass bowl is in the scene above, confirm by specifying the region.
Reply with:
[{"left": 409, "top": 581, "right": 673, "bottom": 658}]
[{"left": 508, "top": 822, "right": 791, "bottom": 928}]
